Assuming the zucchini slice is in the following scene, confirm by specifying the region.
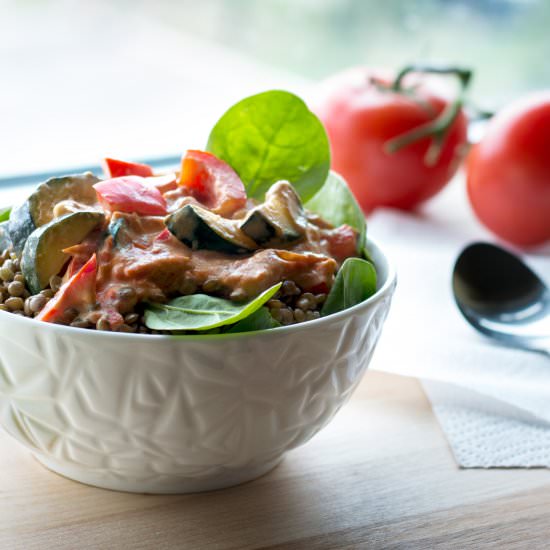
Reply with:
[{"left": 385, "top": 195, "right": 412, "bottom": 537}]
[
  {"left": 22, "top": 211, "right": 105, "bottom": 294},
  {"left": 240, "top": 181, "right": 307, "bottom": 246},
  {"left": 9, "top": 172, "right": 100, "bottom": 255},
  {"left": 166, "top": 204, "right": 257, "bottom": 254},
  {"left": 0, "top": 222, "right": 12, "bottom": 253}
]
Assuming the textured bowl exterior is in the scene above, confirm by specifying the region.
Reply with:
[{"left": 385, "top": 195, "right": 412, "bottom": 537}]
[{"left": 0, "top": 241, "right": 395, "bottom": 493}]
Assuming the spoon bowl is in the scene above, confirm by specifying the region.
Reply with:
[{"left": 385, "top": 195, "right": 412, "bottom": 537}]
[{"left": 452, "top": 242, "right": 550, "bottom": 354}]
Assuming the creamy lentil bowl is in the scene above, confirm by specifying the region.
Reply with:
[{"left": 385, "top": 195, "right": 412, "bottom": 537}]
[{"left": 0, "top": 90, "right": 378, "bottom": 336}]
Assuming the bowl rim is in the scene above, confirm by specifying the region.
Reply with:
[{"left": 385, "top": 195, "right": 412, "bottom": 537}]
[{"left": 0, "top": 237, "right": 396, "bottom": 342}]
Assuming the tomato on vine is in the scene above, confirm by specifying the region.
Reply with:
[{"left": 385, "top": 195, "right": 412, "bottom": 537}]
[{"left": 314, "top": 65, "right": 470, "bottom": 212}]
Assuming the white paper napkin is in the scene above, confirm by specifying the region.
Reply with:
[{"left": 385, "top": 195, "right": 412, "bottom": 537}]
[
  {"left": 423, "top": 381, "right": 550, "bottom": 467},
  {"left": 368, "top": 184, "right": 550, "bottom": 468}
]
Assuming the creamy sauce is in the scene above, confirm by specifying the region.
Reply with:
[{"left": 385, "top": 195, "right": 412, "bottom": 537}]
[
  {"left": 62, "top": 197, "right": 356, "bottom": 327},
  {"left": 93, "top": 212, "right": 339, "bottom": 318}
]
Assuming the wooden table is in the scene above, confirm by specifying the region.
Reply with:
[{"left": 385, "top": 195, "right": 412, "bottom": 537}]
[{"left": 1, "top": 371, "right": 549, "bottom": 549}]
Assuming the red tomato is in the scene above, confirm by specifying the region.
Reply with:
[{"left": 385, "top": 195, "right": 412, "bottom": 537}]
[
  {"left": 314, "top": 67, "right": 468, "bottom": 212},
  {"left": 179, "top": 150, "right": 247, "bottom": 217},
  {"left": 155, "top": 228, "right": 172, "bottom": 242},
  {"left": 146, "top": 173, "right": 178, "bottom": 194},
  {"left": 467, "top": 93, "right": 550, "bottom": 246},
  {"left": 94, "top": 176, "right": 167, "bottom": 216},
  {"left": 325, "top": 224, "right": 358, "bottom": 263},
  {"left": 37, "top": 254, "right": 97, "bottom": 323},
  {"left": 102, "top": 158, "right": 154, "bottom": 178}
]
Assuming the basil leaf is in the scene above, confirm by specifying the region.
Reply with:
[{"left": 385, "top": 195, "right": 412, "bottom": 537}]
[
  {"left": 207, "top": 90, "right": 330, "bottom": 202},
  {"left": 322, "top": 258, "right": 377, "bottom": 316},
  {"left": 306, "top": 171, "right": 366, "bottom": 252},
  {"left": 0, "top": 207, "right": 11, "bottom": 223},
  {"left": 226, "top": 307, "right": 280, "bottom": 333},
  {"left": 144, "top": 283, "right": 281, "bottom": 331}
]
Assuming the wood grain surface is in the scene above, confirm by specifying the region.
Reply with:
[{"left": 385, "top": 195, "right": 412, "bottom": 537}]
[{"left": 1, "top": 371, "right": 549, "bottom": 550}]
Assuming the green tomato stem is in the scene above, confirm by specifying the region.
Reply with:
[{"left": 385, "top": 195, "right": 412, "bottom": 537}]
[
  {"left": 384, "top": 64, "right": 472, "bottom": 165},
  {"left": 391, "top": 64, "right": 472, "bottom": 94}
]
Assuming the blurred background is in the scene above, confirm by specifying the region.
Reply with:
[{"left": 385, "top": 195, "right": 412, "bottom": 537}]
[{"left": 2, "top": 0, "right": 550, "bottom": 175}]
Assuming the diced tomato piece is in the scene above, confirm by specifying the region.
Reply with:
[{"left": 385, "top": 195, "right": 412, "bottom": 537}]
[
  {"left": 325, "top": 225, "right": 359, "bottom": 263},
  {"left": 145, "top": 173, "right": 178, "bottom": 194},
  {"left": 37, "top": 254, "right": 97, "bottom": 323},
  {"left": 94, "top": 176, "right": 167, "bottom": 216},
  {"left": 155, "top": 228, "right": 172, "bottom": 242},
  {"left": 179, "top": 150, "right": 247, "bottom": 217},
  {"left": 102, "top": 158, "right": 154, "bottom": 178}
]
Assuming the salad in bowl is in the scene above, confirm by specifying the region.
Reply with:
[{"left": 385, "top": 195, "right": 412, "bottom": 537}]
[
  {"left": 0, "top": 91, "right": 395, "bottom": 493},
  {"left": 0, "top": 91, "right": 377, "bottom": 335}
]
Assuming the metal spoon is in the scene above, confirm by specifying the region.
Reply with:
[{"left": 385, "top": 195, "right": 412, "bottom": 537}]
[{"left": 452, "top": 242, "right": 550, "bottom": 355}]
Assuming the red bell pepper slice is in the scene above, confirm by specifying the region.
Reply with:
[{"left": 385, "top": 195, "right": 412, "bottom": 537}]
[
  {"left": 94, "top": 176, "right": 167, "bottom": 216},
  {"left": 102, "top": 158, "right": 154, "bottom": 178},
  {"left": 37, "top": 254, "right": 98, "bottom": 323},
  {"left": 179, "top": 150, "right": 247, "bottom": 217}
]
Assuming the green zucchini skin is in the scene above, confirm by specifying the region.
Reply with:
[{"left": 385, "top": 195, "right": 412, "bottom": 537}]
[
  {"left": 0, "top": 221, "right": 12, "bottom": 253},
  {"left": 22, "top": 211, "right": 105, "bottom": 294},
  {"left": 240, "top": 181, "right": 307, "bottom": 246},
  {"left": 8, "top": 202, "right": 34, "bottom": 256},
  {"left": 9, "top": 172, "right": 100, "bottom": 256},
  {"left": 240, "top": 211, "right": 276, "bottom": 244},
  {"left": 108, "top": 216, "right": 127, "bottom": 247},
  {"left": 166, "top": 204, "right": 257, "bottom": 254}
]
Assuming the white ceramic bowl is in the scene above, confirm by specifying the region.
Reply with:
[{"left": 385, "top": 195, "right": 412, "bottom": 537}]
[{"left": 0, "top": 239, "right": 395, "bottom": 493}]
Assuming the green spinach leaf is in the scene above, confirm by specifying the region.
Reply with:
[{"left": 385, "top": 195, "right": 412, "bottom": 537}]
[
  {"left": 305, "top": 171, "right": 366, "bottom": 253},
  {"left": 144, "top": 283, "right": 281, "bottom": 331},
  {"left": 0, "top": 207, "right": 11, "bottom": 223},
  {"left": 226, "top": 306, "right": 281, "bottom": 333},
  {"left": 322, "top": 258, "right": 377, "bottom": 316},
  {"left": 207, "top": 90, "right": 330, "bottom": 202}
]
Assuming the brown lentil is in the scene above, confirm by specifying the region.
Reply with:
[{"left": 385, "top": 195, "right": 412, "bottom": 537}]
[
  {"left": 0, "top": 266, "right": 14, "bottom": 282},
  {"left": 281, "top": 280, "right": 300, "bottom": 297},
  {"left": 7, "top": 280, "right": 25, "bottom": 297},
  {"left": 293, "top": 308, "right": 306, "bottom": 323},
  {"left": 96, "top": 317, "right": 111, "bottom": 331},
  {"left": 117, "top": 286, "right": 138, "bottom": 314},
  {"left": 14, "top": 273, "right": 25, "bottom": 283},
  {"left": 62, "top": 307, "right": 79, "bottom": 324},
  {"left": 296, "top": 295, "right": 315, "bottom": 311},
  {"left": 3, "top": 259, "right": 16, "bottom": 273},
  {"left": 4, "top": 296, "right": 24, "bottom": 311},
  {"left": 28, "top": 294, "right": 48, "bottom": 313},
  {"left": 279, "top": 308, "right": 294, "bottom": 325},
  {"left": 305, "top": 310, "right": 321, "bottom": 321},
  {"left": 49, "top": 275, "right": 62, "bottom": 292},
  {"left": 40, "top": 289, "right": 54, "bottom": 299},
  {"left": 315, "top": 293, "right": 327, "bottom": 305},
  {"left": 124, "top": 312, "right": 139, "bottom": 325}
]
